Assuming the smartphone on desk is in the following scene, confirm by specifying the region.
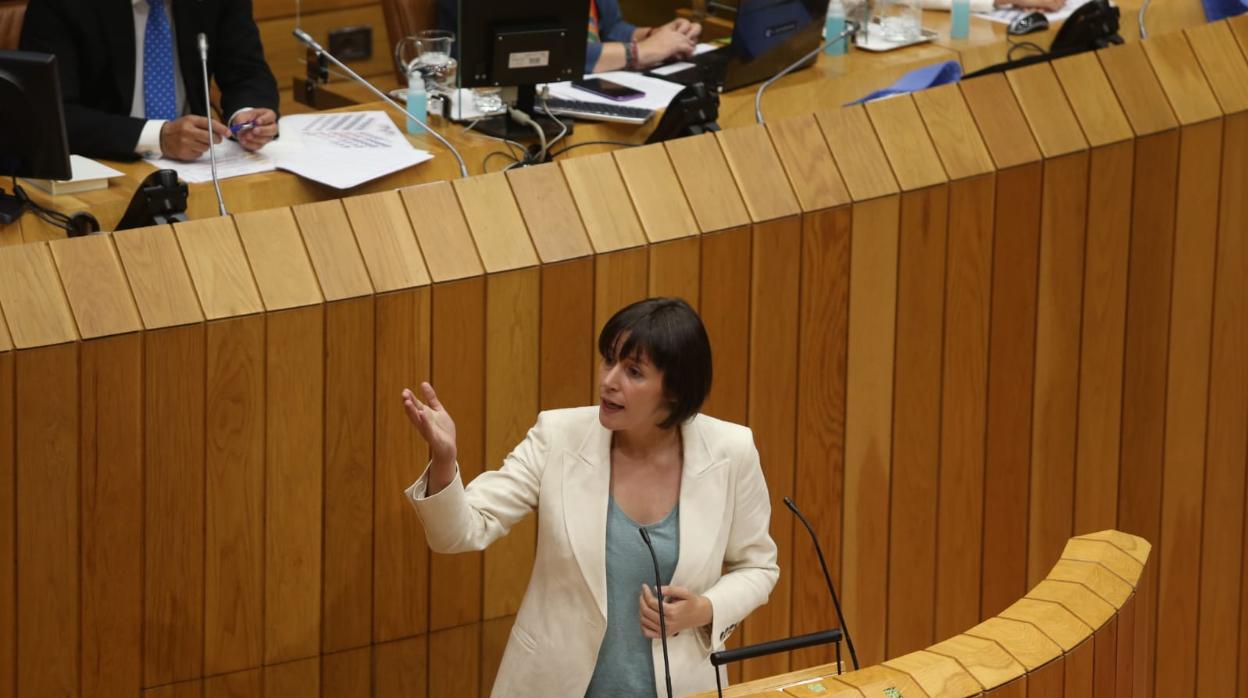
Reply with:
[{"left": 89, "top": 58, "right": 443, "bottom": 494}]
[{"left": 571, "top": 78, "right": 645, "bottom": 101}]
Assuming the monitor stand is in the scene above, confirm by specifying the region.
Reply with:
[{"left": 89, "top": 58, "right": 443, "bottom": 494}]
[{"left": 473, "top": 84, "right": 572, "bottom": 144}]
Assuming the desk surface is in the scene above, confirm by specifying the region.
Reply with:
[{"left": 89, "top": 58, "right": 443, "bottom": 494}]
[{"left": 3, "top": 0, "right": 1193, "bottom": 243}]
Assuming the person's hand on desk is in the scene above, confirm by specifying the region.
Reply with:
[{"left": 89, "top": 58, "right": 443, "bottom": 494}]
[
  {"left": 637, "top": 22, "right": 700, "bottom": 67},
  {"left": 158, "top": 115, "right": 231, "bottom": 162},
  {"left": 402, "top": 382, "right": 459, "bottom": 495},
  {"left": 230, "top": 108, "right": 279, "bottom": 152},
  {"left": 640, "top": 584, "right": 713, "bottom": 639}
]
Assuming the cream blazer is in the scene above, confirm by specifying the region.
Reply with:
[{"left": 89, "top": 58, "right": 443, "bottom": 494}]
[{"left": 405, "top": 407, "right": 780, "bottom": 697}]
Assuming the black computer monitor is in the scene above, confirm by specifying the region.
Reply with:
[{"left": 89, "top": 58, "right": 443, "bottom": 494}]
[
  {"left": 0, "top": 50, "right": 71, "bottom": 181},
  {"left": 455, "top": 0, "right": 588, "bottom": 139}
]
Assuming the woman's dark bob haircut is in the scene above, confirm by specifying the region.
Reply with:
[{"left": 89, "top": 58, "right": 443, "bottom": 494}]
[{"left": 598, "top": 297, "right": 712, "bottom": 430}]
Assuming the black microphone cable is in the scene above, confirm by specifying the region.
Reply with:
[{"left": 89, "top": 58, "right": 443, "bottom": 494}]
[
  {"left": 638, "top": 527, "right": 674, "bottom": 698},
  {"left": 783, "top": 495, "right": 859, "bottom": 671}
]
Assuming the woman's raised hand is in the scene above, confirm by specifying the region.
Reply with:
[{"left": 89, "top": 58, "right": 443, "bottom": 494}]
[{"left": 402, "top": 382, "right": 458, "bottom": 468}]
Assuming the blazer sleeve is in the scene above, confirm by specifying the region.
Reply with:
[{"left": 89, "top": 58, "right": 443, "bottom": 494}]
[
  {"left": 404, "top": 412, "right": 551, "bottom": 554},
  {"left": 698, "top": 435, "right": 780, "bottom": 653},
  {"left": 212, "top": 0, "right": 280, "bottom": 119}
]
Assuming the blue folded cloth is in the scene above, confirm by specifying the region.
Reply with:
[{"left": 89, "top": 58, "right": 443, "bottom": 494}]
[
  {"left": 847, "top": 60, "right": 963, "bottom": 105},
  {"left": 1203, "top": 0, "right": 1247, "bottom": 21}
]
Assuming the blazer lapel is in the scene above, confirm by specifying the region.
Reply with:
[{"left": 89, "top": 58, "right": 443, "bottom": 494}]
[
  {"left": 670, "top": 416, "right": 729, "bottom": 589},
  {"left": 562, "top": 420, "right": 612, "bottom": 621}
]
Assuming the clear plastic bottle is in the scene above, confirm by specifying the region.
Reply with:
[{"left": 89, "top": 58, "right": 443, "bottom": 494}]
[
  {"left": 951, "top": 0, "right": 971, "bottom": 39},
  {"left": 406, "top": 70, "right": 428, "bottom": 134},
  {"left": 825, "top": 0, "right": 848, "bottom": 55}
]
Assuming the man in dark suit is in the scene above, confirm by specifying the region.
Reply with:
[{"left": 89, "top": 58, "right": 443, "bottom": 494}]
[{"left": 19, "top": 0, "right": 280, "bottom": 161}]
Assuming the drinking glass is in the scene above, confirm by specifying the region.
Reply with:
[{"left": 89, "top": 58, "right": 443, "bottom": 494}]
[
  {"left": 872, "top": 0, "right": 922, "bottom": 42},
  {"left": 396, "top": 30, "right": 458, "bottom": 94}
]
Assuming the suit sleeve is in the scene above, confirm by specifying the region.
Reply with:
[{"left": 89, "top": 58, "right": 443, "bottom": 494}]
[
  {"left": 698, "top": 433, "right": 780, "bottom": 653},
  {"left": 404, "top": 412, "right": 551, "bottom": 554},
  {"left": 213, "top": 0, "right": 280, "bottom": 120},
  {"left": 19, "top": 0, "right": 147, "bottom": 160}
]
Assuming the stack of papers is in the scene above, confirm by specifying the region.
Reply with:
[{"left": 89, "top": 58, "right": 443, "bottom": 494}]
[
  {"left": 21, "top": 155, "right": 125, "bottom": 195},
  {"left": 149, "top": 110, "right": 433, "bottom": 190}
]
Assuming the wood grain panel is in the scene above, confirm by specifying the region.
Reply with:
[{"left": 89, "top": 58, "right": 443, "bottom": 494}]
[
  {"left": 864, "top": 96, "right": 947, "bottom": 191},
  {"left": 663, "top": 134, "right": 750, "bottom": 234},
  {"left": 264, "top": 657, "right": 320, "bottom": 696},
  {"left": 887, "top": 185, "right": 948, "bottom": 658},
  {"left": 48, "top": 235, "right": 142, "bottom": 339},
  {"left": 981, "top": 162, "right": 1042, "bottom": 619},
  {"left": 1096, "top": 43, "right": 1179, "bottom": 137},
  {"left": 506, "top": 163, "right": 594, "bottom": 263},
  {"left": 112, "top": 225, "right": 205, "bottom": 329},
  {"left": 484, "top": 271, "right": 539, "bottom": 620},
  {"left": 560, "top": 152, "right": 648, "bottom": 253},
  {"left": 174, "top": 218, "right": 264, "bottom": 320},
  {"left": 1197, "top": 110, "right": 1248, "bottom": 698},
  {"left": 232, "top": 207, "right": 324, "bottom": 311},
  {"left": 648, "top": 237, "right": 700, "bottom": 305},
  {"left": 322, "top": 297, "right": 376, "bottom": 652},
  {"left": 765, "top": 115, "right": 850, "bottom": 211},
  {"left": 80, "top": 335, "right": 142, "bottom": 698},
  {"left": 1073, "top": 142, "right": 1132, "bottom": 535},
  {"left": 265, "top": 308, "right": 324, "bottom": 664},
  {"left": 832, "top": 665, "right": 926, "bottom": 696},
  {"left": 0, "top": 354, "right": 11, "bottom": 698},
  {"left": 1093, "top": 615, "right": 1118, "bottom": 697},
  {"left": 843, "top": 196, "right": 899, "bottom": 667},
  {"left": 1118, "top": 596, "right": 1135, "bottom": 698},
  {"left": 203, "top": 668, "right": 262, "bottom": 698},
  {"left": 959, "top": 75, "right": 1042, "bottom": 170},
  {"left": 964, "top": 617, "right": 1061, "bottom": 670},
  {"left": 1005, "top": 64, "right": 1089, "bottom": 158},
  {"left": 1064, "top": 637, "right": 1094, "bottom": 698},
  {"left": 934, "top": 174, "right": 994, "bottom": 639},
  {"left": 911, "top": 84, "right": 995, "bottom": 181},
  {"left": 741, "top": 217, "right": 801, "bottom": 680},
  {"left": 453, "top": 172, "right": 539, "bottom": 273},
  {"left": 1142, "top": 31, "right": 1222, "bottom": 126},
  {"left": 613, "top": 142, "right": 701, "bottom": 241},
  {"left": 375, "top": 635, "right": 428, "bottom": 698},
  {"left": 716, "top": 125, "right": 801, "bottom": 222},
  {"left": 1028, "top": 580, "right": 1115, "bottom": 629},
  {"left": 204, "top": 316, "right": 266, "bottom": 675},
  {"left": 322, "top": 646, "right": 371, "bottom": 698},
  {"left": 1185, "top": 21, "right": 1248, "bottom": 115},
  {"left": 1051, "top": 53, "right": 1133, "bottom": 148},
  {"left": 1027, "top": 152, "right": 1089, "bottom": 586},
  {"left": 293, "top": 200, "right": 376, "bottom": 301},
  {"left": 884, "top": 650, "right": 983, "bottom": 697},
  {"left": 1026, "top": 656, "right": 1065, "bottom": 697},
  {"left": 1155, "top": 119, "right": 1222, "bottom": 698},
  {"left": 591, "top": 248, "right": 648, "bottom": 396},
  {"left": 998, "top": 598, "right": 1092, "bottom": 652},
  {"left": 16, "top": 346, "right": 78, "bottom": 698},
  {"left": 145, "top": 680, "right": 203, "bottom": 698},
  {"left": 792, "top": 206, "right": 850, "bottom": 669},
  {"left": 540, "top": 259, "right": 595, "bottom": 410},
  {"left": 816, "top": 106, "right": 900, "bottom": 201},
  {"left": 428, "top": 624, "right": 480, "bottom": 697},
  {"left": 927, "top": 634, "right": 1025, "bottom": 690},
  {"left": 430, "top": 279, "right": 485, "bottom": 629},
  {"left": 373, "top": 289, "right": 431, "bottom": 642},
  {"left": 0, "top": 243, "right": 78, "bottom": 348},
  {"left": 145, "top": 325, "right": 205, "bottom": 686},
  {"left": 257, "top": 5, "right": 392, "bottom": 88},
  {"left": 399, "top": 182, "right": 485, "bottom": 283},
  {"left": 342, "top": 191, "right": 431, "bottom": 292},
  {"left": 481, "top": 616, "right": 514, "bottom": 697},
  {"left": 698, "top": 228, "right": 751, "bottom": 426}
]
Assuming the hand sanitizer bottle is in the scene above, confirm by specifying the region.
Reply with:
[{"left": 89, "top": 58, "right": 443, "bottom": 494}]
[
  {"left": 951, "top": 0, "right": 971, "bottom": 39},
  {"left": 825, "top": 0, "right": 848, "bottom": 55},
  {"left": 406, "top": 70, "right": 427, "bottom": 134}
]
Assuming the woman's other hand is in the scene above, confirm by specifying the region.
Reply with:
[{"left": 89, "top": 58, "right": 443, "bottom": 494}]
[
  {"left": 639, "top": 584, "right": 713, "bottom": 638},
  {"left": 403, "top": 382, "right": 458, "bottom": 493}
]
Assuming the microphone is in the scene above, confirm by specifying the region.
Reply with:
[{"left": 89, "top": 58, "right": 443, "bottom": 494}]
[
  {"left": 754, "top": 25, "right": 856, "bottom": 125},
  {"left": 292, "top": 28, "right": 469, "bottom": 178},
  {"left": 638, "top": 528, "right": 674, "bottom": 698},
  {"left": 784, "top": 496, "right": 858, "bottom": 671},
  {"left": 197, "top": 33, "right": 227, "bottom": 217}
]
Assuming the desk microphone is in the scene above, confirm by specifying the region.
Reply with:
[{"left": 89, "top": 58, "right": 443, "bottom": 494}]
[
  {"left": 197, "top": 33, "right": 227, "bottom": 217},
  {"left": 638, "top": 527, "right": 674, "bottom": 698},
  {"left": 292, "top": 28, "right": 469, "bottom": 178},
  {"left": 784, "top": 496, "right": 858, "bottom": 671},
  {"left": 754, "top": 25, "right": 856, "bottom": 125}
]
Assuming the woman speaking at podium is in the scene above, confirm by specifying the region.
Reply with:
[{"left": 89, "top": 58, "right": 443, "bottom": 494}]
[{"left": 403, "top": 298, "right": 779, "bottom": 697}]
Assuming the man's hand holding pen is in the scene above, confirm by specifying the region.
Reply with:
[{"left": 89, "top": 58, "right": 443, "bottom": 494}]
[{"left": 229, "top": 107, "right": 278, "bottom": 151}]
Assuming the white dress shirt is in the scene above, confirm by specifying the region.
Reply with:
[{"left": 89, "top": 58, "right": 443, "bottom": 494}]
[{"left": 130, "top": 0, "right": 187, "bottom": 158}]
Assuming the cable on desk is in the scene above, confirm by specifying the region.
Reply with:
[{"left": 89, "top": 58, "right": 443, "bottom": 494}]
[
  {"left": 547, "top": 140, "right": 640, "bottom": 159},
  {"left": 1006, "top": 37, "right": 1047, "bottom": 61}
]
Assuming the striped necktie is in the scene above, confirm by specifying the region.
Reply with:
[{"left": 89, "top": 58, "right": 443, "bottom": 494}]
[{"left": 144, "top": 0, "right": 178, "bottom": 120}]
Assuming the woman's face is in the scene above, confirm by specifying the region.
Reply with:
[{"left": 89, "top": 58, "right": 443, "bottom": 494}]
[{"left": 598, "top": 348, "right": 671, "bottom": 433}]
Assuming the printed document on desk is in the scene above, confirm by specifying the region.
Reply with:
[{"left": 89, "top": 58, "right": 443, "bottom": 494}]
[
  {"left": 148, "top": 140, "right": 275, "bottom": 184},
  {"left": 543, "top": 72, "right": 687, "bottom": 111}
]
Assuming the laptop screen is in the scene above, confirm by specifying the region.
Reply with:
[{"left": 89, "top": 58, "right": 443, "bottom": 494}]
[{"left": 720, "top": 0, "right": 828, "bottom": 91}]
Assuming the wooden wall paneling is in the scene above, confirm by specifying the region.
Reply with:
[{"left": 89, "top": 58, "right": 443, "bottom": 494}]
[
  {"left": 173, "top": 218, "right": 264, "bottom": 321},
  {"left": 112, "top": 225, "right": 206, "bottom": 330},
  {"left": 264, "top": 656, "right": 321, "bottom": 696},
  {"left": 959, "top": 75, "right": 1044, "bottom": 171},
  {"left": 1188, "top": 21, "right": 1248, "bottom": 698},
  {"left": 739, "top": 213, "right": 801, "bottom": 680},
  {"left": 145, "top": 680, "right": 204, "bottom": 698},
  {"left": 293, "top": 200, "right": 380, "bottom": 302},
  {"left": 0, "top": 243, "right": 80, "bottom": 348},
  {"left": 1097, "top": 42, "right": 1179, "bottom": 698},
  {"left": 257, "top": 4, "right": 392, "bottom": 90},
  {"left": 1144, "top": 35, "right": 1224, "bottom": 698},
  {"left": 505, "top": 163, "right": 594, "bottom": 264},
  {"left": 14, "top": 344, "right": 78, "bottom": 697},
  {"left": 1064, "top": 637, "right": 1094, "bottom": 698},
  {"left": 0, "top": 348, "right": 11, "bottom": 698},
  {"left": 591, "top": 248, "right": 649, "bottom": 396},
  {"left": 815, "top": 106, "right": 902, "bottom": 203},
  {"left": 480, "top": 616, "right": 514, "bottom": 696},
  {"left": 78, "top": 334, "right": 143, "bottom": 698},
  {"left": 539, "top": 258, "right": 595, "bottom": 410},
  {"left": 203, "top": 315, "right": 266, "bottom": 675},
  {"left": 1116, "top": 596, "right": 1135, "bottom": 698},
  {"left": 322, "top": 646, "right": 372, "bottom": 698},
  {"left": 840, "top": 194, "right": 900, "bottom": 669},
  {"left": 883, "top": 649, "right": 983, "bottom": 697},
  {"left": 791, "top": 205, "right": 850, "bottom": 669},
  {"left": 203, "top": 668, "right": 262, "bottom": 698},
  {"left": 233, "top": 207, "right": 325, "bottom": 311},
  {"left": 926, "top": 634, "right": 1026, "bottom": 691},
  {"left": 1091, "top": 614, "right": 1118, "bottom": 696},
  {"left": 716, "top": 125, "right": 802, "bottom": 224},
  {"left": 48, "top": 235, "right": 143, "bottom": 339},
  {"left": 427, "top": 624, "right": 480, "bottom": 697},
  {"left": 764, "top": 115, "right": 851, "bottom": 212},
  {"left": 697, "top": 226, "right": 751, "bottom": 427},
  {"left": 998, "top": 598, "right": 1093, "bottom": 653},
  {"left": 616, "top": 141, "right": 703, "bottom": 303},
  {"left": 374, "top": 635, "right": 428, "bottom": 698},
  {"left": 430, "top": 278, "right": 485, "bottom": 630},
  {"left": 831, "top": 665, "right": 926, "bottom": 696},
  {"left": 341, "top": 191, "right": 431, "bottom": 291},
  {"left": 1004, "top": 64, "right": 1091, "bottom": 590},
  {"left": 483, "top": 270, "right": 539, "bottom": 620},
  {"left": 559, "top": 151, "right": 648, "bottom": 254},
  {"left": 660, "top": 135, "right": 747, "bottom": 235},
  {"left": 1026, "top": 655, "right": 1066, "bottom": 697},
  {"left": 452, "top": 173, "right": 539, "bottom": 274},
  {"left": 398, "top": 182, "right": 484, "bottom": 284},
  {"left": 963, "top": 617, "right": 1062, "bottom": 672},
  {"left": 1028, "top": 580, "right": 1115, "bottom": 630},
  {"left": 1050, "top": 54, "right": 1134, "bottom": 537}
]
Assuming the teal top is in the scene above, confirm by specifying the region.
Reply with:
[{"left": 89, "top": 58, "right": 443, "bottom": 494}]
[{"left": 585, "top": 497, "right": 680, "bottom": 698}]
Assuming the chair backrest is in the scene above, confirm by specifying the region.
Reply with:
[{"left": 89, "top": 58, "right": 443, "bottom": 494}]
[
  {"left": 380, "top": 0, "right": 437, "bottom": 83},
  {"left": 0, "top": 1, "right": 27, "bottom": 51}
]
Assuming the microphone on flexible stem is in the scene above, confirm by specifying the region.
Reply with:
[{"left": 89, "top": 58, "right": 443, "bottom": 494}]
[
  {"left": 784, "top": 496, "right": 859, "bottom": 671},
  {"left": 638, "top": 528, "right": 674, "bottom": 698},
  {"left": 196, "top": 33, "right": 227, "bottom": 217},
  {"left": 291, "top": 28, "right": 469, "bottom": 178},
  {"left": 754, "top": 24, "right": 856, "bottom": 125}
]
